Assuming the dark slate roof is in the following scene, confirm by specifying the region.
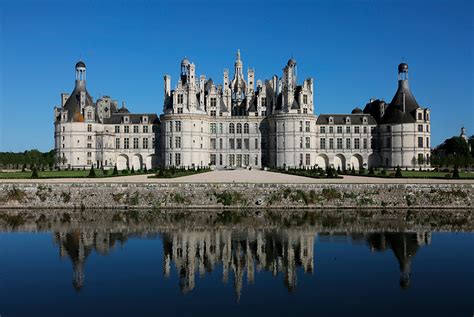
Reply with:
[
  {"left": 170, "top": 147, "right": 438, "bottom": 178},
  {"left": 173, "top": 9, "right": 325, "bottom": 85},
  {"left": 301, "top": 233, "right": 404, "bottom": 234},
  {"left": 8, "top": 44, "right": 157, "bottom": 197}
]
[
  {"left": 351, "top": 107, "right": 363, "bottom": 114},
  {"left": 388, "top": 80, "right": 419, "bottom": 113},
  {"left": 275, "top": 93, "right": 282, "bottom": 110},
  {"left": 117, "top": 106, "right": 130, "bottom": 114},
  {"left": 75, "top": 61, "right": 86, "bottom": 68},
  {"left": 103, "top": 113, "right": 159, "bottom": 125},
  {"left": 219, "top": 98, "right": 228, "bottom": 112},
  {"left": 205, "top": 79, "right": 213, "bottom": 93},
  {"left": 63, "top": 85, "right": 94, "bottom": 122},
  {"left": 316, "top": 114, "right": 377, "bottom": 125},
  {"left": 291, "top": 99, "right": 300, "bottom": 110},
  {"left": 248, "top": 96, "right": 257, "bottom": 112},
  {"left": 381, "top": 79, "right": 420, "bottom": 124},
  {"left": 363, "top": 99, "right": 387, "bottom": 123}
]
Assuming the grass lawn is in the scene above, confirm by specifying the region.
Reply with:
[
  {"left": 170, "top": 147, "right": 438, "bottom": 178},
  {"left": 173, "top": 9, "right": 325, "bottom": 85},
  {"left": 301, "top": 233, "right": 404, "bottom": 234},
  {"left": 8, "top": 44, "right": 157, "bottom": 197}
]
[
  {"left": 0, "top": 169, "right": 150, "bottom": 179},
  {"left": 149, "top": 168, "right": 211, "bottom": 178},
  {"left": 355, "top": 170, "right": 474, "bottom": 179}
]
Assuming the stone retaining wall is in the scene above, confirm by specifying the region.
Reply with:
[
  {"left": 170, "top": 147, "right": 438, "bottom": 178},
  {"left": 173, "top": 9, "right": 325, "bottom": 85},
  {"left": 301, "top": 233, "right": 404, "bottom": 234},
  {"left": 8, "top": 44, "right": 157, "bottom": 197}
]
[{"left": 0, "top": 182, "right": 472, "bottom": 209}]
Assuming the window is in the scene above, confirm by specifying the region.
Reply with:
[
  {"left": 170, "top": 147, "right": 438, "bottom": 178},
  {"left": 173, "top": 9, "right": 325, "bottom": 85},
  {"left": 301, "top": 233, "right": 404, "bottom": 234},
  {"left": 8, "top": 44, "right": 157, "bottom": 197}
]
[
  {"left": 244, "top": 138, "right": 249, "bottom": 150},
  {"left": 337, "top": 138, "right": 343, "bottom": 149},
  {"left": 210, "top": 97, "right": 217, "bottom": 108},
  {"left": 363, "top": 126, "right": 367, "bottom": 133},
  {"left": 299, "top": 153, "right": 304, "bottom": 166},
  {"left": 306, "top": 121, "right": 310, "bottom": 132},
  {"left": 418, "top": 124, "right": 423, "bottom": 132},
  {"left": 229, "top": 154, "right": 235, "bottom": 166},
  {"left": 175, "top": 153, "right": 181, "bottom": 166},
  {"left": 133, "top": 138, "right": 139, "bottom": 149},
  {"left": 210, "top": 110, "right": 216, "bottom": 117},
  {"left": 87, "top": 152, "right": 92, "bottom": 157},
  {"left": 346, "top": 138, "right": 351, "bottom": 149},
  {"left": 346, "top": 126, "right": 351, "bottom": 133},
  {"left": 244, "top": 123, "right": 249, "bottom": 134},
  {"left": 115, "top": 126, "right": 120, "bottom": 133},
  {"left": 363, "top": 138, "right": 367, "bottom": 149},
  {"left": 418, "top": 137, "right": 423, "bottom": 148},
  {"left": 418, "top": 112, "right": 422, "bottom": 120},
  {"left": 329, "top": 138, "right": 334, "bottom": 149},
  {"left": 254, "top": 123, "right": 258, "bottom": 133},
  {"left": 87, "top": 124, "right": 92, "bottom": 132},
  {"left": 210, "top": 138, "right": 216, "bottom": 150},
  {"left": 237, "top": 123, "right": 242, "bottom": 134},
  {"left": 177, "top": 94, "right": 183, "bottom": 104},
  {"left": 386, "top": 137, "right": 391, "bottom": 148},
  {"left": 229, "top": 139, "right": 235, "bottom": 150},
  {"left": 306, "top": 137, "right": 311, "bottom": 149},
  {"left": 305, "top": 153, "right": 310, "bottom": 166},
  {"left": 329, "top": 126, "right": 334, "bottom": 133},
  {"left": 320, "top": 138, "right": 326, "bottom": 149},
  {"left": 261, "top": 97, "right": 266, "bottom": 106},
  {"left": 175, "top": 121, "right": 182, "bottom": 132},
  {"left": 261, "top": 110, "right": 267, "bottom": 116},
  {"left": 219, "top": 154, "right": 223, "bottom": 165},
  {"left": 133, "top": 126, "right": 139, "bottom": 133},
  {"left": 299, "top": 121, "right": 303, "bottom": 132},
  {"left": 143, "top": 126, "right": 148, "bottom": 133},
  {"left": 177, "top": 107, "right": 183, "bottom": 114},
  {"left": 210, "top": 154, "right": 216, "bottom": 165},
  {"left": 87, "top": 143, "right": 92, "bottom": 149},
  {"left": 255, "top": 138, "right": 259, "bottom": 149},
  {"left": 354, "top": 126, "right": 360, "bottom": 133},
  {"left": 218, "top": 138, "right": 222, "bottom": 149},
  {"left": 303, "top": 94, "right": 308, "bottom": 104},
  {"left": 87, "top": 112, "right": 92, "bottom": 120},
  {"left": 210, "top": 123, "right": 217, "bottom": 133},
  {"left": 175, "top": 137, "right": 181, "bottom": 149},
  {"left": 237, "top": 139, "right": 242, "bottom": 149},
  {"left": 219, "top": 123, "right": 223, "bottom": 134},
  {"left": 300, "top": 137, "right": 303, "bottom": 148},
  {"left": 152, "top": 138, "right": 155, "bottom": 149},
  {"left": 143, "top": 138, "right": 148, "bottom": 149},
  {"left": 426, "top": 137, "right": 430, "bottom": 148},
  {"left": 255, "top": 155, "right": 259, "bottom": 166},
  {"left": 169, "top": 137, "right": 173, "bottom": 149},
  {"left": 168, "top": 121, "right": 173, "bottom": 132},
  {"left": 337, "top": 126, "right": 342, "bottom": 134},
  {"left": 229, "top": 123, "right": 235, "bottom": 134},
  {"left": 244, "top": 154, "right": 249, "bottom": 166},
  {"left": 87, "top": 135, "right": 92, "bottom": 141},
  {"left": 426, "top": 125, "right": 430, "bottom": 132},
  {"left": 320, "top": 126, "right": 326, "bottom": 134},
  {"left": 124, "top": 138, "right": 129, "bottom": 149},
  {"left": 303, "top": 108, "right": 308, "bottom": 114},
  {"left": 354, "top": 138, "right": 360, "bottom": 149},
  {"left": 124, "top": 126, "right": 130, "bottom": 133}
]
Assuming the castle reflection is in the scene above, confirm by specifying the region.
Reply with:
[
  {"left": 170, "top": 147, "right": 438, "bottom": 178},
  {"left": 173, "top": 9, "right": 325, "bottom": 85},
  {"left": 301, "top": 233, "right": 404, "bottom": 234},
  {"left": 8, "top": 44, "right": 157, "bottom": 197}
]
[{"left": 53, "top": 227, "right": 431, "bottom": 296}]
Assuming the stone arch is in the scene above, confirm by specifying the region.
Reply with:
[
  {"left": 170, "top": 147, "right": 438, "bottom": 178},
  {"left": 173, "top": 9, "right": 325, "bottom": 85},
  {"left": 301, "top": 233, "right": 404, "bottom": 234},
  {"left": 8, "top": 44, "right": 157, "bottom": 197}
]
[
  {"left": 117, "top": 154, "right": 129, "bottom": 170},
  {"left": 333, "top": 154, "right": 346, "bottom": 170},
  {"left": 132, "top": 154, "right": 143, "bottom": 170},
  {"left": 350, "top": 154, "right": 363, "bottom": 170},
  {"left": 145, "top": 154, "right": 156, "bottom": 170},
  {"left": 315, "top": 154, "right": 329, "bottom": 170}
]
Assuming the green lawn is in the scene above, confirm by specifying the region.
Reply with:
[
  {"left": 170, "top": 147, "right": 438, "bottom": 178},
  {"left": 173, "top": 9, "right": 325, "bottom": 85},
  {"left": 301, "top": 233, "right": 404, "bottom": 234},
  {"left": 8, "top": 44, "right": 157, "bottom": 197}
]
[
  {"left": 0, "top": 169, "right": 150, "bottom": 179},
  {"left": 358, "top": 170, "right": 474, "bottom": 179},
  {"left": 149, "top": 168, "right": 211, "bottom": 178}
]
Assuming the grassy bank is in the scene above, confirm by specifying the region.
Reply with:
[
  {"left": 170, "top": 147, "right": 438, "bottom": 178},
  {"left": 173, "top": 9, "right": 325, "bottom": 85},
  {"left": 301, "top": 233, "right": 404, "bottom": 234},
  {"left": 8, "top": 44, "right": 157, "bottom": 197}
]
[{"left": 0, "top": 169, "right": 151, "bottom": 179}]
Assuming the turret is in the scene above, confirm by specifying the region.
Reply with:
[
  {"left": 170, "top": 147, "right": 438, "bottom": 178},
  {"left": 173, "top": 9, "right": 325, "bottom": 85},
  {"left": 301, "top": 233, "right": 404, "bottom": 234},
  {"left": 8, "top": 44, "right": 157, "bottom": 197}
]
[{"left": 75, "top": 61, "right": 86, "bottom": 89}]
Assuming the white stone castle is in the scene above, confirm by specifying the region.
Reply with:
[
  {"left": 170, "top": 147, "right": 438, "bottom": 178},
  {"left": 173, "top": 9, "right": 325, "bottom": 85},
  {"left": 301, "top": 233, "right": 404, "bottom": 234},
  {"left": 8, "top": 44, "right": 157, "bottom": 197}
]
[{"left": 54, "top": 51, "right": 431, "bottom": 170}]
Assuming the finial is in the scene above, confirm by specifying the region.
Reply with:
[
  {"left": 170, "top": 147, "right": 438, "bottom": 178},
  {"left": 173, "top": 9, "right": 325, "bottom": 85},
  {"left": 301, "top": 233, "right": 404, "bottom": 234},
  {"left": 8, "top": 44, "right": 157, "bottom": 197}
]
[{"left": 237, "top": 49, "right": 241, "bottom": 61}]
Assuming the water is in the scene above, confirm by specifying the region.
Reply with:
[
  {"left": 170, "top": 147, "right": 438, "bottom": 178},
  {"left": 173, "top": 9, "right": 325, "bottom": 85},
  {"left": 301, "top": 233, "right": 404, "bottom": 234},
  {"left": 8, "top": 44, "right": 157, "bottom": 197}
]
[{"left": 0, "top": 209, "right": 472, "bottom": 316}]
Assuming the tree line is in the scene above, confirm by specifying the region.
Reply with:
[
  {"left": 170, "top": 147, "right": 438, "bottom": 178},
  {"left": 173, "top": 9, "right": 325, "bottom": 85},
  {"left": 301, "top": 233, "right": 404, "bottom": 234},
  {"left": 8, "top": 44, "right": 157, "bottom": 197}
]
[{"left": 0, "top": 150, "right": 57, "bottom": 170}]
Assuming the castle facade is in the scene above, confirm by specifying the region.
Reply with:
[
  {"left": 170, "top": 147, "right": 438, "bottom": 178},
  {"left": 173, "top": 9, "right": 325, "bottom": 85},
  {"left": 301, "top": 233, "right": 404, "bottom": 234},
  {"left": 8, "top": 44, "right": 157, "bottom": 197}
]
[{"left": 54, "top": 51, "right": 431, "bottom": 170}]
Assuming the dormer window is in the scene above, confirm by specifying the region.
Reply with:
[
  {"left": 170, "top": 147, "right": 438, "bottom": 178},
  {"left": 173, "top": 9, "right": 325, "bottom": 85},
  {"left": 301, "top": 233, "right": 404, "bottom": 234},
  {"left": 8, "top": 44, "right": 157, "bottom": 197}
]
[
  {"left": 124, "top": 116, "right": 129, "bottom": 123},
  {"left": 329, "top": 117, "right": 334, "bottom": 124},
  {"left": 345, "top": 117, "right": 350, "bottom": 124},
  {"left": 143, "top": 116, "right": 148, "bottom": 123},
  {"left": 363, "top": 117, "right": 367, "bottom": 124}
]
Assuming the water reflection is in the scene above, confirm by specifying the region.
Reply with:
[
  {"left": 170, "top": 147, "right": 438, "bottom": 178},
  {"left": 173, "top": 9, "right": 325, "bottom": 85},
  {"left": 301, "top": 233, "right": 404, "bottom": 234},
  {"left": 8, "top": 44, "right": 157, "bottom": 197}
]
[{"left": 52, "top": 226, "right": 431, "bottom": 296}]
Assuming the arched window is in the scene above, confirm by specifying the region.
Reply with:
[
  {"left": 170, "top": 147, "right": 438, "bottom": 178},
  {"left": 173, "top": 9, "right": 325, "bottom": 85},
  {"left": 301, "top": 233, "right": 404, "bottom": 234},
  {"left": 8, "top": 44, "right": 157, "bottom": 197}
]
[
  {"left": 237, "top": 123, "right": 242, "bottom": 134},
  {"left": 244, "top": 123, "right": 249, "bottom": 134},
  {"left": 229, "top": 123, "right": 235, "bottom": 134}
]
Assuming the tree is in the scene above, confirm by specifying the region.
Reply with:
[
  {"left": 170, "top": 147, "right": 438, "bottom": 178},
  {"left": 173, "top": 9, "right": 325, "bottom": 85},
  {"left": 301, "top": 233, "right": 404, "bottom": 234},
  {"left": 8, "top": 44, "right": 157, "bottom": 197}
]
[
  {"left": 112, "top": 165, "right": 118, "bottom": 176},
  {"left": 131, "top": 166, "right": 135, "bottom": 174},
  {"left": 368, "top": 167, "right": 375, "bottom": 175},
  {"left": 31, "top": 166, "right": 39, "bottom": 179},
  {"left": 395, "top": 165, "right": 402, "bottom": 178},
  {"left": 88, "top": 165, "right": 96, "bottom": 178},
  {"left": 453, "top": 165, "right": 460, "bottom": 179}
]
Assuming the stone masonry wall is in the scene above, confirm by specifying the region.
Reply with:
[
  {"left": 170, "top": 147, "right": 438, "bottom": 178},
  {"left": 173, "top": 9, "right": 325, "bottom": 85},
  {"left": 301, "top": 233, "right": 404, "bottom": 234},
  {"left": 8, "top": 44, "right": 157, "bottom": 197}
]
[{"left": 0, "top": 183, "right": 472, "bottom": 210}]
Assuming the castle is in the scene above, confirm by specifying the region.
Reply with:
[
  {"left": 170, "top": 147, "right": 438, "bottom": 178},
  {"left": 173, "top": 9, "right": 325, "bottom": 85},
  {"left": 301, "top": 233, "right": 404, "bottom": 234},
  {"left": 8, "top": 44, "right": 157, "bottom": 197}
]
[{"left": 54, "top": 51, "right": 431, "bottom": 170}]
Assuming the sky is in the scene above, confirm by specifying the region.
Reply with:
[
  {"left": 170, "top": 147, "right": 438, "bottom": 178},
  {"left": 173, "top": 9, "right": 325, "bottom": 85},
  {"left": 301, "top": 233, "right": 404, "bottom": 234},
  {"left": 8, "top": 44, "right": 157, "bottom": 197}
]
[{"left": 0, "top": 0, "right": 472, "bottom": 152}]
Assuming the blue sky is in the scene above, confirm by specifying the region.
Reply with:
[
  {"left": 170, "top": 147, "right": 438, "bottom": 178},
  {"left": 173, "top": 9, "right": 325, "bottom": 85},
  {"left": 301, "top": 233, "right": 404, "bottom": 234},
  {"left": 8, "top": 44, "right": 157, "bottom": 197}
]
[{"left": 0, "top": 0, "right": 472, "bottom": 151}]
